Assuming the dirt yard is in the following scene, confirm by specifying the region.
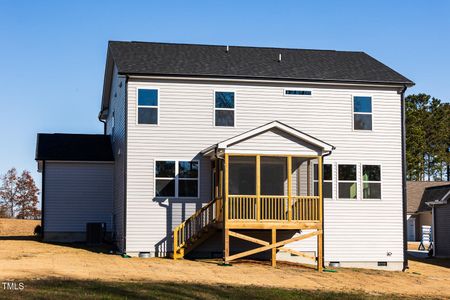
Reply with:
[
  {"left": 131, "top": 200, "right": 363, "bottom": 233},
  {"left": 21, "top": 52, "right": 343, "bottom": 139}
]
[
  {"left": 0, "top": 218, "right": 449, "bottom": 299},
  {"left": 0, "top": 218, "right": 40, "bottom": 236}
]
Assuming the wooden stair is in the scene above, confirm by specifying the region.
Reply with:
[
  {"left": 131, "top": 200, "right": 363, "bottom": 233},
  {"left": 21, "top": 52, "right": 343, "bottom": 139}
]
[{"left": 173, "top": 198, "right": 222, "bottom": 259}]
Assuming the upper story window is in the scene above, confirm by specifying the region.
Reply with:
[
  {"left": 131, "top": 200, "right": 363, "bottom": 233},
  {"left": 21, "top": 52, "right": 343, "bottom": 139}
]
[
  {"left": 362, "top": 165, "right": 381, "bottom": 199},
  {"left": 284, "top": 89, "right": 312, "bottom": 96},
  {"left": 314, "top": 164, "right": 333, "bottom": 199},
  {"left": 214, "top": 91, "right": 235, "bottom": 127},
  {"left": 338, "top": 164, "right": 357, "bottom": 199},
  {"left": 138, "top": 89, "right": 158, "bottom": 125},
  {"left": 155, "top": 160, "right": 199, "bottom": 198},
  {"left": 353, "top": 96, "right": 372, "bottom": 130}
]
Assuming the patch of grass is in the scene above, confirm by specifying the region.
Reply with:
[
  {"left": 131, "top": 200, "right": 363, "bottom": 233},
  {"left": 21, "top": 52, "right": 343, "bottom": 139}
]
[{"left": 0, "top": 279, "right": 430, "bottom": 300}]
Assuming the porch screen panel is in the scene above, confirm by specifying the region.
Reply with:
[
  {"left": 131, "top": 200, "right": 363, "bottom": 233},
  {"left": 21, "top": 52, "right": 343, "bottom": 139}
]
[
  {"left": 260, "top": 157, "right": 287, "bottom": 195},
  {"left": 229, "top": 156, "right": 256, "bottom": 195}
]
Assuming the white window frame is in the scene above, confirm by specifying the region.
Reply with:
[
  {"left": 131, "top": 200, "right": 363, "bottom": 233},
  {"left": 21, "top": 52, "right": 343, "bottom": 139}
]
[
  {"left": 154, "top": 159, "right": 200, "bottom": 199},
  {"left": 283, "top": 88, "right": 313, "bottom": 97},
  {"left": 361, "top": 164, "right": 382, "bottom": 200},
  {"left": 337, "top": 163, "right": 358, "bottom": 200},
  {"left": 136, "top": 87, "right": 159, "bottom": 126},
  {"left": 313, "top": 163, "right": 333, "bottom": 199},
  {"left": 352, "top": 95, "right": 373, "bottom": 131},
  {"left": 213, "top": 90, "right": 236, "bottom": 127}
]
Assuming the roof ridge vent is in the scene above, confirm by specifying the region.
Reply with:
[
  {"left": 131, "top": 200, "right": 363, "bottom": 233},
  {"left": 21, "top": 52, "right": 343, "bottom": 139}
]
[{"left": 278, "top": 53, "right": 282, "bottom": 62}]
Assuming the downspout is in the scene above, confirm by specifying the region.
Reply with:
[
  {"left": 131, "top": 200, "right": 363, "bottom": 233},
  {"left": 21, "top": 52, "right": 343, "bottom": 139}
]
[
  {"left": 321, "top": 148, "right": 334, "bottom": 269},
  {"left": 98, "top": 113, "right": 107, "bottom": 135},
  {"left": 123, "top": 75, "right": 129, "bottom": 254},
  {"left": 400, "top": 85, "right": 408, "bottom": 271}
]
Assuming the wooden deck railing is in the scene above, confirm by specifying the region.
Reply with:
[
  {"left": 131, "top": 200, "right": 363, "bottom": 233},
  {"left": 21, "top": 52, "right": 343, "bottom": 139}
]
[
  {"left": 227, "top": 195, "right": 320, "bottom": 222},
  {"left": 173, "top": 198, "right": 220, "bottom": 259}
]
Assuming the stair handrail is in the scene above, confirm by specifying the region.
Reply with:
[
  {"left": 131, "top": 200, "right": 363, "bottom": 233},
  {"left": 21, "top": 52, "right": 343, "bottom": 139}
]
[{"left": 173, "top": 197, "right": 221, "bottom": 258}]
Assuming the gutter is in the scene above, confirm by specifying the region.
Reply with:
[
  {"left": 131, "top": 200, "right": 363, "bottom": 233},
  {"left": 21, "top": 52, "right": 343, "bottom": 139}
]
[{"left": 400, "top": 85, "right": 408, "bottom": 271}]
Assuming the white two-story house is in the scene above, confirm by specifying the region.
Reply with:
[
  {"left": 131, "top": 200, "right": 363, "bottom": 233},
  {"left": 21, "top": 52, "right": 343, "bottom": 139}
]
[{"left": 36, "top": 41, "right": 414, "bottom": 271}]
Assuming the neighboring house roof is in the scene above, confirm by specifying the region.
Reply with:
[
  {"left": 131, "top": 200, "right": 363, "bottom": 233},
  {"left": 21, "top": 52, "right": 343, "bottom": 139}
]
[
  {"left": 420, "top": 184, "right": 450, "bottom": 209},
  {"left": 101, "top": 41, "right": 414, "bottom": 117},
  {"left": 35, "top": 133, "right": 114, "bottom": 162},
  {"left": 407, "top": 181, "right": 450, "bottom": 213}
]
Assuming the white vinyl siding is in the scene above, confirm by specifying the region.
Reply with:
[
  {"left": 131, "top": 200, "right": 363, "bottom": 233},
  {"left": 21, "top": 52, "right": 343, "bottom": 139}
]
[
  {"left": 44, "top": 162, "right": 113, "bottom": 232},
  {"left": 125, "top": 78, "right": 403, "bottom": 264}
]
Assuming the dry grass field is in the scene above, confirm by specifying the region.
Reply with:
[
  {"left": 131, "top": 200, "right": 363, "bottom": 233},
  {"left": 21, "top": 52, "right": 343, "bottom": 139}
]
[
  {"left": 0, "top": 218, "right": 449, "bottom": 299},
  {"left": 0, "top": 218, "right": 40, "bottom": 236}
]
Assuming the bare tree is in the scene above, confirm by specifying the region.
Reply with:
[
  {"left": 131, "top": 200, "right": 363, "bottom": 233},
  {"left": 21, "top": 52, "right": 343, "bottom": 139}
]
[{"left": 0, "top": 168, "right": 40, "bottom": 219}]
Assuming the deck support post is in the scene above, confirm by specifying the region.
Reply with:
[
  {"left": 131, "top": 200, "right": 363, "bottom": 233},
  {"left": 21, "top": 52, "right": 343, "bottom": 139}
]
[
  {"left": 173, "top": 229, "right": 178, "bottom": 259},
  {"left": 271, "top": 228, "right": 277, "bottom": 267},
  {"left": 317, "top": 156, "right": 324, "bottom": 272},
  {"left": 224, "top": 228, "right": 230, "bottom": 263}
]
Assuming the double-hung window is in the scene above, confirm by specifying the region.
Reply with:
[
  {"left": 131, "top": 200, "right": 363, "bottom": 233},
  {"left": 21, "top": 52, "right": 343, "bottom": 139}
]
[
  {"left": 155, "top": 160, "right": 199, "bottom": 198},
  {"left": 214, "top": 91, "right": 235, "bottom": 127},
  {"left": 137, "top": 88, "right": 158, "bottom": 124},
  {"left": 338, "top": 164, "right": 357, "bottom": 199},
  {"left": 314, "top": 164, "right": 333, "bottom": 199},
  {"left": 353, "top": 96, "right": 372, "bottom": 130},
  {"left": 155, "top": 161, "right": 176, "bottom": 197},
  {"left": 362, "top": 165, "right": 381, "bottom": 199},
  {"left": 178, "top": 161, "right": 199, "bottom": 197}
]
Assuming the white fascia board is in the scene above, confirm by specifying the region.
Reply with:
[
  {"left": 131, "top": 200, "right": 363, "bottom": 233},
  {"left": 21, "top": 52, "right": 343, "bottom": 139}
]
[{"left": 217, "top": 121, "right": 334, "bottom": 152}]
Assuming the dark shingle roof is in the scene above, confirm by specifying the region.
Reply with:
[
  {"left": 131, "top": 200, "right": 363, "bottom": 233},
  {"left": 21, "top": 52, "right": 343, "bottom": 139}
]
[
  {"left": 108, "top": 41, "right": 414, "bottom": 85},
  {"left": 36, "top": 134, "right": 114, "bottom": 162},
  {"left": 407, "top": 181, "right": 450, "bottom": 213},
  {"left": 418, "top": 184, "right": 450, "bottom": 212}
]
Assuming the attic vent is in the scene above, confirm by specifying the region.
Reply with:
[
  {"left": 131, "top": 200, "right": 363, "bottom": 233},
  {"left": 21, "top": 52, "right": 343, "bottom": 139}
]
[
  {"left": 377, "top": 261, "right": 388, "bottom": 267},
  {"left": 284, "top": 89, "right": 312, "bottom": 96}
]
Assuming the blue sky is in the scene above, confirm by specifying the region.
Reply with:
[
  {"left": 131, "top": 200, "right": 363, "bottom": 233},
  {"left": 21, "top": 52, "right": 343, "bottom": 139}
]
[{"left": 0, "top": 1, "right": 449, "bottom": 201}]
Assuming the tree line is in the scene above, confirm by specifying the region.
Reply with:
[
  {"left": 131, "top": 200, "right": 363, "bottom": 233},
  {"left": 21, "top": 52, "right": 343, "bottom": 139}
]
[
  {"left": 406, "top": 94, "right": 450, "bottom": 181},
  {"left": 0, "top": 168, "right": 40, "bottom": 219}
]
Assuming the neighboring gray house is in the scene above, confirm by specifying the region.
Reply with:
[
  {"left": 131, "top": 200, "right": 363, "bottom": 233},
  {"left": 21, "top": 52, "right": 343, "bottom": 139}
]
[
  {"left": 424, "top": 184, "right": 450, "bottom": 257},
  {"left": 36, "top": 41, "right": 414, "bottom": 271},
  {"left": 406, "top": 181, "right": 448, "bottom": 241}
]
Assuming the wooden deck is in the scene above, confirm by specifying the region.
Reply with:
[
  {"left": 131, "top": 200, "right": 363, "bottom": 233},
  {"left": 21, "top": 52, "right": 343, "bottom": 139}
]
[{"left": 173, "top": 153, "right": 324, "bottom": 271}]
